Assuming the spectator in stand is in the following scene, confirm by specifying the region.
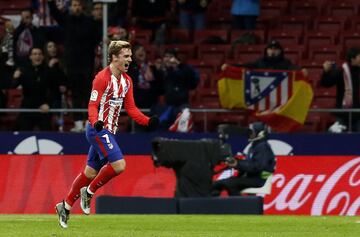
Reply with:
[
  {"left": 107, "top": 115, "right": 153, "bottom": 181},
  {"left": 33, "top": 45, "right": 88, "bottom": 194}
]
[
  {"left": 92, "top": 2, "right": 103, "bottom": 22},
  {"left": 177, "top": 0, "right": 211, "bottom": 30},
  {"left": 0, "top": 20, "right": 15, "bottom": 104},
  {"left": 231, "top": 0, "right": 260, "bottom": 30},
  {"left": 43, "top": 40, "right": 68, "bottom": 131},
  {"left": 11, "top": 47, "right": 54, "bottom": 131},
  {"left": 320, "top": 47, "right": 360, "bottom": 132},
  {"left": 155, "top": 48, "right": 199, "bottom": 129},
  {"left": 43, "top": 41, "right": 67, "bottom": 108},
  {"left": 108, "top": 0, "right": 128, "bottom": 27},
  {"left": 223, "top": 40, "right": 307, "bottom": 73},
  {"left": 127, "top": 44, "right": 163, "bottom": 132},
  {"left": 13, "top": 8, "right": 47, "bottom": 67},
  {"left": 131, "top": 0, "right": 171, "bottom": 44},
  {"left": 48, "top": 0, "right": 102, "bottom": 132}
]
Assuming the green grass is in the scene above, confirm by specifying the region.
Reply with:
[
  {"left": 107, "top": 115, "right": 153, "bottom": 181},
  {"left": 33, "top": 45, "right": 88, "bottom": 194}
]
[{"left": 0, "top": 215, "right": 359, "bottom": 237}]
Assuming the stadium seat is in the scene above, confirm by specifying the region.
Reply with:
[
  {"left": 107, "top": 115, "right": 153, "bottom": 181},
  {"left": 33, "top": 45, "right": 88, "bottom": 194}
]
[
  {"left": 290, "top": 1, "right": 324, "bottom": 17},
  {"left": 282, "top": 44, "right": 305, "bottom": 65},
  {"left": 168, "top": 28, "right": 192, "bottom": 44},
  {"left": 193, "top": 29, "right": 229, "bottom": 44},
  {"left": 308, "top": 45, "right": 343, "bottom": 61},
  {"left": 325, "top": 2, "right": 359, "bottom": 17},
  {"left": 230, "top": 29, "right": 265, "bottom": 45},
  {"left": 340, "top": 31, "right": 360, "bottom": 50},
  {"left": 260, "top": 1, "right": 288, "bottom": 19},
  {"left": 163, "top": 44, "right": 196, "bottom": 62},
  {"left": 133, "top": 29, "right": 153, "bottom": 45},
  {"left": 300, "top": 60, "right": 324, "bottom": 87},
  {"left": 314, "top": 87, "right": 337, "bottom": 99},
  {"left": 313, "top": 16, "right": 348, "bottom": 32},
  {"left": 305, "top": 31, "right": 338, "bottom": 48},
  {"left": 197, "top": 44, "right": 232, "bottom": 65},
  {"left": 187, "top": 59, "right": 219, "bottom": 76},
  {"left": 311, "top": 97, "right": 336, "bottom": 109},
  {"left": 233, "top": 45, "right": 265, "bottom": 63},
  {"left": 277, "top": 15, "right": 312, "bottom": 32},
  {"left": 349, "top": 16, "right": 360, "bottom": 30},
  {"left": 268, "top": 29, "right": 302, "bottom": 46}
]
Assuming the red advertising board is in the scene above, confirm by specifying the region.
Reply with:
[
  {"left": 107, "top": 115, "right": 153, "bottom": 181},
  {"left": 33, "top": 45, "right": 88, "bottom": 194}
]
[{"left": 0, "top": 155, "right": 358, "bottom": 215}]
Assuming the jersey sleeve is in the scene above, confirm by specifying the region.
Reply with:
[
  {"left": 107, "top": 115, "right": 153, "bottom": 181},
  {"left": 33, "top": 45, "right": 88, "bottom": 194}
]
[
  {"left": 124, "top": 77, "right": 150, "bottom": 126},
  {"left": 88, "top": 75, "right": 107, "bottom": 126}
]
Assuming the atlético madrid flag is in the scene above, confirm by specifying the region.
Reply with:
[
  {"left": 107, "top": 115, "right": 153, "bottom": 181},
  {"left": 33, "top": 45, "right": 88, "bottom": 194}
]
[{"left": 218, "top": 65, "right": 314, "bottom": 132}]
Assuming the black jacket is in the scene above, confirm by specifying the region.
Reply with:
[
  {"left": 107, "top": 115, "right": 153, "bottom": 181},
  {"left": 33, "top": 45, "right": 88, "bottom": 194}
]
[
  {"left": 320, "top": 65, "right": 360, "bottom": 108},
  {"left": 48, "top": 1, "right": 101, "bottom": 69},
  {"left": 163, "top": 63, "right": 199, "bottom": 106},
  {"left": 12, "top": 63, "right": 53, "bottom": 108},
  {"left": 243, "top": 45, "right": 298, "bottom": 70},
  {"left": 236, "top": 138, "right": 276, "bottom": 179},
  {"left": 127, "top": 62, "right": 163, "bottom": 109}
]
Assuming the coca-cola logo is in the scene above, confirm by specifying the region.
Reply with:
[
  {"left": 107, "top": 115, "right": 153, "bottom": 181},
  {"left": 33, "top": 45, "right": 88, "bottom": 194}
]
[{"left": 264, "top": 157, "right": 360, "bottom": 216}]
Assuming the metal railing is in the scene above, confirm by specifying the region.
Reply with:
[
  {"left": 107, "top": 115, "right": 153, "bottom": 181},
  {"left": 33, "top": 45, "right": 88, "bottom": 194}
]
[{"left": 0, "top": 108, "right": 359, "bottom": 132}]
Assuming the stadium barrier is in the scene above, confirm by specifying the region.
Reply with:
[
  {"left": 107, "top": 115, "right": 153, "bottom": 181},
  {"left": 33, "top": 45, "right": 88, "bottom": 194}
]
[{"left": 95, "top": 196, "right": 263, "bottom": 214}]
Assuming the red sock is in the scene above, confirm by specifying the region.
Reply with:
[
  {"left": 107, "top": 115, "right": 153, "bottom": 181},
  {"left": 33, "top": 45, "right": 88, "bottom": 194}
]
[
  {"left": 65, "top": 172, "right": 92, "bottom": 207},
  {"left": 88, "top": 164, "right": 118, "bottom": 193}
]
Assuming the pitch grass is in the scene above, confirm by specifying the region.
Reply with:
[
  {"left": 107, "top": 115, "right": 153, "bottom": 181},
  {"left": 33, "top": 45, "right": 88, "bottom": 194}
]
[{"left": 0, "top": 215, "right": 359, "bottom": 237}]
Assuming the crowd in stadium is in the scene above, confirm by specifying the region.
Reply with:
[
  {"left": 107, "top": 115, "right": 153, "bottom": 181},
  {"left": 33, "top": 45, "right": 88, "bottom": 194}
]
[{"left": 1, "top": 0, "right": 360, "bottom": 133}]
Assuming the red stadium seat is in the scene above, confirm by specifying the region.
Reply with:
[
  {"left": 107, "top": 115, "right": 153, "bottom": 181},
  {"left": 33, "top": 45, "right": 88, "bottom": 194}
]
[
  {"left": 308, "top": 45, "right": 343, "bottom": 61},
  {"left": 193, "top": 29, "right": 229, "bottom": 44},
  {"left": 163, "top": 44, "right": 196, "bottom": 62},
  {"left": 197, "top": 44, "right": 232, "bottom": 65},
  {"left": 305, "top": 31, "right": 338, "bottom": 48},
  {"left": 260, "top": 1, "right": 288, "bottom": 19},
  {"left": 230, "top": 30, "right": 265, "bottom": 45},
  {"left": 268, "top": 29, "right": 302, "bottom": 45},
  {"left": 325, "top": 2, "right": 359, "bottom": 17},
  {"left": 313, "top": 16, "right": 348, "bottom": 31},
  {"left": 349, "top": 16, "right": 360, "bottom": 30},
  {"left": 187, "top": 59, "right": 219, "bottom": 76},
  {"left": 168, "top": 28, "right": 192, "bottom": 44},
  {"left": 300, "top": 60, "right": 324, "bottom": 87},
  {"left": 277, "top": 15, "right": 311, "bottom": 32},
  {"left": 290, "top": 1, "right": 324, "bottom": 17},
  {"left": 233, "top": 45, "right": 265, "bottom": 63},
  {"left": 282, "top": 44, "right": 305, "bottom": 65},
  {"left": 133, "top": 29, "right": 153, "bottom": 45},
  {"left": 340, "top": 31, "right": 360, "bottom": 50}
]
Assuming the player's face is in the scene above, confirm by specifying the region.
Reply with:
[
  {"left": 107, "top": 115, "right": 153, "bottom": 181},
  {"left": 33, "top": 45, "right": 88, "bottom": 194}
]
[{"left": 114, "top": 48, "right": 132, "bottom": 73}]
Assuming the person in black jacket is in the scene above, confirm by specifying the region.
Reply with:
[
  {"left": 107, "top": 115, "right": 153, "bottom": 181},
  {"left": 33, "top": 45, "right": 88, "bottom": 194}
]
[
  {"left": 12, "top": 47, "right": 54, "bottom": 131},
  {"left": 320, "top": 47, "right": 360, "bottom": 132},
  {"left": 155, "top": 48, "right": 199, "bottom": 129},
  {"left": 244, "top": 40, "right": 299, "bottom": 70},
  {"left": 48, "top": 0, "right": 101, "bottom": 132},
  {"left": 13, "top": 8, "right": 47, "bottom": 67},
  {"left": 211, "top": 122, "right": 276, "bottom": 196}
]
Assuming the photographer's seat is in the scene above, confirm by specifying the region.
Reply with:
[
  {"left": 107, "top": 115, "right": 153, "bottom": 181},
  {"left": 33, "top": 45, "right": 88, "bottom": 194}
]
[{"left": 241, "top": 174, "right": 273, "bottom": 196}]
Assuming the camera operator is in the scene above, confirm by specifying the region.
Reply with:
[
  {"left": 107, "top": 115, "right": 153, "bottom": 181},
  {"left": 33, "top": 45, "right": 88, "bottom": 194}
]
[{"left": 211, "top": 122, "right": 276, "bottom": 196}]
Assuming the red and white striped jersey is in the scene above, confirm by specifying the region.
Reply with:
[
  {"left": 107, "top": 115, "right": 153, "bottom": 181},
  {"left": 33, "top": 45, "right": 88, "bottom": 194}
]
[{"left": 88, "top": 66, "right": 149, "bottom": 134}]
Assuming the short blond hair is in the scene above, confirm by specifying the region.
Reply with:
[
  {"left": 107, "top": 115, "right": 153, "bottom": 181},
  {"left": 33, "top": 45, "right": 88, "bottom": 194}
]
[{"left": 108, "top": 40, "right": 131, "bottom": 63}]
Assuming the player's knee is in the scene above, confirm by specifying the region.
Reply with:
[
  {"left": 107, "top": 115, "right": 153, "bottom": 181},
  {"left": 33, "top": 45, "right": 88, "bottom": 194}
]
[{"left": 112, "top": 159, "right": 126, "bottom": 174}]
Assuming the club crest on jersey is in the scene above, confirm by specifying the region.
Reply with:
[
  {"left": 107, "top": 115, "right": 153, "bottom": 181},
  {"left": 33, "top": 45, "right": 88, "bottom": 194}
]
[
  {"left": 90, "top": 90, "right": 98, "bottom": 101},
  {"left": 109, "top": 97, "right": 123, "bottom": 106}
]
